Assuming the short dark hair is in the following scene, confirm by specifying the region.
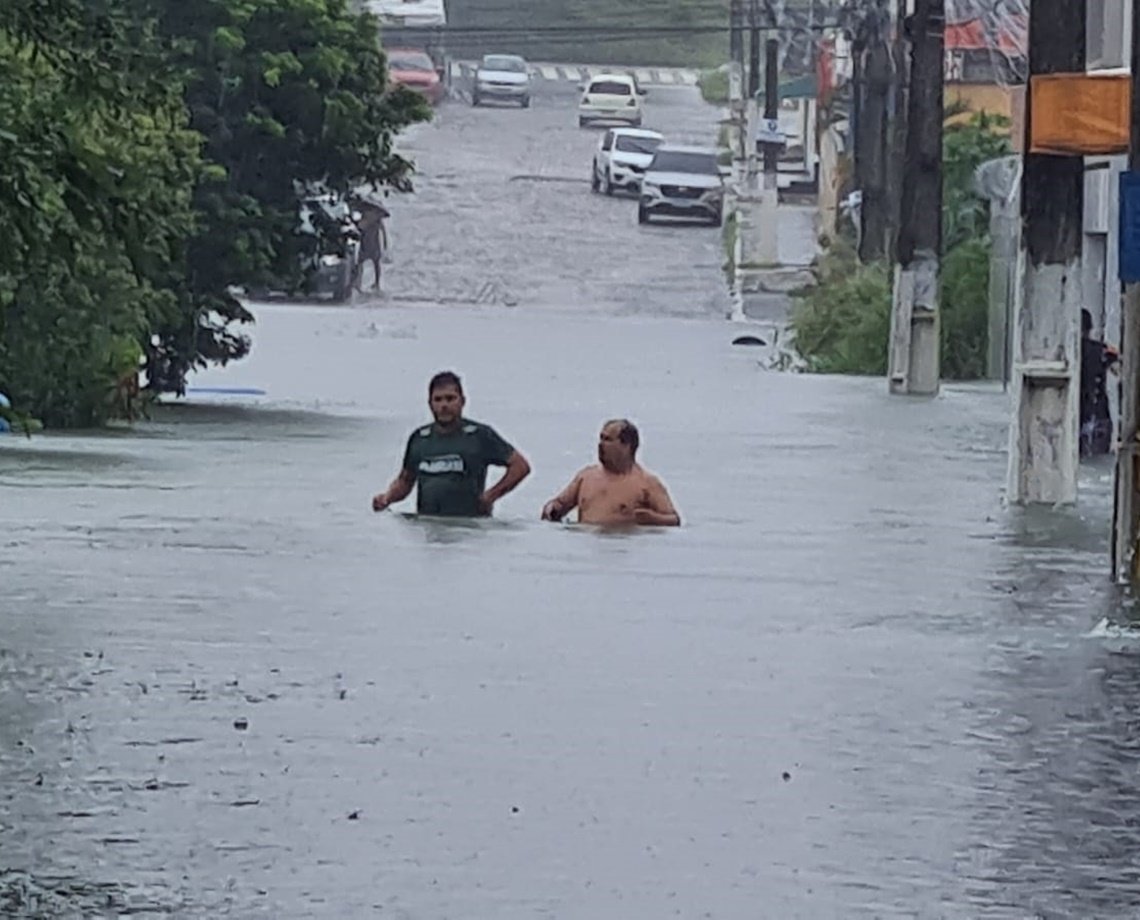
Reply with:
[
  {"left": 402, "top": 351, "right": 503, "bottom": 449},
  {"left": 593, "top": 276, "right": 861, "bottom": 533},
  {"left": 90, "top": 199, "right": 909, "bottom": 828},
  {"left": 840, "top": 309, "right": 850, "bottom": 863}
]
[
  {"left": 606, "top": 418, "right": 640, "bottom": 455},
  {"left": 429, "top": 371, "right": 463, "bottom": 395}
]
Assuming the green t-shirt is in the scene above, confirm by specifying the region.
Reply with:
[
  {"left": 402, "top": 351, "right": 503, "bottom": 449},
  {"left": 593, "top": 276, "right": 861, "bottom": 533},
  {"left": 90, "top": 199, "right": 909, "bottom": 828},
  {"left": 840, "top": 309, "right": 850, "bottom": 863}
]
[{"left": 402, "top": 419, "right": 516, "bottom": 517}]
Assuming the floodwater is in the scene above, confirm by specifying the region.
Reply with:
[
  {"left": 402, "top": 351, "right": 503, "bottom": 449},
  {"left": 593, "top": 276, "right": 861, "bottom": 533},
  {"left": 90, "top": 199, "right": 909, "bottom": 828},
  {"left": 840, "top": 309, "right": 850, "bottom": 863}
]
[
  {"left": 1, "top": 305, "right": 1133, "bottom": 919},
  {"left": 2, "top": 83, "right": 1137, "bottom": 919}
]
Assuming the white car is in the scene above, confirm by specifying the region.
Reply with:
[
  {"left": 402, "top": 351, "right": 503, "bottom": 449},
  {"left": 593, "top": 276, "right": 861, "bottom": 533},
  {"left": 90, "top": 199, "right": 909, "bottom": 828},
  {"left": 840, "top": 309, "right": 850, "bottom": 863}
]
[
  {"left": 638, "top": 145, "right": 725, "bottom": 226},
  {"left": 591, "top": 128, "right": 664, "bottom": 196},
  {"left": 473, "top": 53, "right": 531, "bottom": 108},
  {"left": 578, "top": 73, "right": 642, "bottom": 128}
]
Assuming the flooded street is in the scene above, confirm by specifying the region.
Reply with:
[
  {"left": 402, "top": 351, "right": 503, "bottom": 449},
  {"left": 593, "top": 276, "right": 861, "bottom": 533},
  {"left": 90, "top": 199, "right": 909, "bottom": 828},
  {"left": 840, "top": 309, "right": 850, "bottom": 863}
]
[{"left": 1, "top": 82, "right": 1137, "bottom": 919}]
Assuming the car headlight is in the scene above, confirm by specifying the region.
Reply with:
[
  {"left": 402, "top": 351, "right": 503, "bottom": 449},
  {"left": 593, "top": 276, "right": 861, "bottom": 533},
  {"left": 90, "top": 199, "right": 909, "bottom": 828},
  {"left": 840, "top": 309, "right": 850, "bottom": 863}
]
[{"left": 641, "top": 182, "right": 660, "bottom": 195}]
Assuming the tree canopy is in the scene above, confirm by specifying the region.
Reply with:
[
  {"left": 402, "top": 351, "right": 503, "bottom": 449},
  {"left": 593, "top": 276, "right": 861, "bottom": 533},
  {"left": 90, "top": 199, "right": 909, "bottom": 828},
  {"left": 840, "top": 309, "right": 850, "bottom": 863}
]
[{"left": 0, "top": 0, "right": 428, "bottom": 427}]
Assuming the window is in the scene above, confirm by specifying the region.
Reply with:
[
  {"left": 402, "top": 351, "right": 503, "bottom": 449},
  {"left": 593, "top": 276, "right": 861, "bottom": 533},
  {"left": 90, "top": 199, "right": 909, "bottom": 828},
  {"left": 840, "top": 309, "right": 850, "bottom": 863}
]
[
  {"left": 588, "top": 81, "right": 632, "bottom": 96},
  {"left": 649, "top": 151, "right": 719, "bottom": 175},
  {"left": 615, "top": 135, "right": 662, "bottom": 154}
]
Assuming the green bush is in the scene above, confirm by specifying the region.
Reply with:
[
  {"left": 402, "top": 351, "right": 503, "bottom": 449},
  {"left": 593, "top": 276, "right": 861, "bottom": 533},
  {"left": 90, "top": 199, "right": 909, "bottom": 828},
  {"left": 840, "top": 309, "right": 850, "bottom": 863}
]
[
  {"left": 940, "top": 236, "right": 990, "bottom": 379},
  {"left": 698, "top": 67, "right": 729, "bottom": 104},
  {"left": 790, "top": 246, "right": 892, "bottom": 376}
]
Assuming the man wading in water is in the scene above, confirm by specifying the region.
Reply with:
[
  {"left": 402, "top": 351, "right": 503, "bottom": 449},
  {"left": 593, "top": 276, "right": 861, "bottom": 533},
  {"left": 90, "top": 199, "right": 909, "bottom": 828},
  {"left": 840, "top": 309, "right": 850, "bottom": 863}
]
[
  {"left": 372, "top": 372, "right": 531, "bottom": 517},
  {"left": 541, "top": 419, "right": 680, "bottom": 526}
]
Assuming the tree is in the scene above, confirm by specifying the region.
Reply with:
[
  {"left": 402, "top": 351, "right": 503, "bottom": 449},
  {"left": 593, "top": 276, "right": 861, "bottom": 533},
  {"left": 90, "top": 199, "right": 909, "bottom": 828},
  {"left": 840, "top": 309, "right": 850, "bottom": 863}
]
[
  {"left": 142, "top": 0, "right": 431, "bottom": 394},
  {"left": 0, "top": 0, "right": 203, "bottom": 426}
]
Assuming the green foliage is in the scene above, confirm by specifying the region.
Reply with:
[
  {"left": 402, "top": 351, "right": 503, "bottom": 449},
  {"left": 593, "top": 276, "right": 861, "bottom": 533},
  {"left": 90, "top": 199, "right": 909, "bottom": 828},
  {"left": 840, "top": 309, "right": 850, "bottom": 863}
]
[
  {"left": 790, "top": 243, "right": 892, "bottom": 376},
  {"left": 0, "top": 0, "right": 203, "bottom": 427},
  {"left": 0, "top": 0, "right": 428, "bottom": 426},
  {"left": 942, "top": 111, "right": 1011, "bottom": 250},
  {"left": 792, "top": 112, "right": 1008, "bottom": 379},
  {"left": 699, "top": 68, "right": 729, "bottom": 104},
  {"left": 143, "top": 0, "right": 430, "bottom": 393},
  {"left": 940, "top": 236, "right": 991, "bottom": 380}
]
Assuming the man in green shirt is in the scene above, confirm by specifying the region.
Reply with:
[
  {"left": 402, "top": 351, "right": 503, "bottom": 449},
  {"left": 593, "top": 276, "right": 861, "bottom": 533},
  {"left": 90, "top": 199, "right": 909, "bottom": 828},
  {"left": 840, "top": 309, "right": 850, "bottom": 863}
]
[{"left": 372, "top": 371, "right": 531, "bottom": 517}]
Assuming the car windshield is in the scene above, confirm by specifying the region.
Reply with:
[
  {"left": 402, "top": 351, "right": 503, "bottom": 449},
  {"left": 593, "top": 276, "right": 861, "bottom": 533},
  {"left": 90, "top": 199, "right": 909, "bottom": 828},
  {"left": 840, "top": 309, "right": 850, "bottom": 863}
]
[
  {"left": 389, "top": 53, "right": 434, "bottom": 72},
  {"left": 588, "top": 80, "right": 631, "bottom": 96},
  {"left": 649, "top": 151, "right": 719, "bottom": 175},
  {"left": 483, "top": 56, "right": 526, "bottom": 72},
  {"left": 615, "top": 135, "right": 662, "bottom": 155}
]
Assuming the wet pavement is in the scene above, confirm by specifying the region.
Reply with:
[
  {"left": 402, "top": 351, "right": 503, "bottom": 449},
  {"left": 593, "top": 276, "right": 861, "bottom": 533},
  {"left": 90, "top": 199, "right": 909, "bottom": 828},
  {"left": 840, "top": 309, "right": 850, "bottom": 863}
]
[{"left": 1, "top": 81, "right": 1137, "bottom": 919}]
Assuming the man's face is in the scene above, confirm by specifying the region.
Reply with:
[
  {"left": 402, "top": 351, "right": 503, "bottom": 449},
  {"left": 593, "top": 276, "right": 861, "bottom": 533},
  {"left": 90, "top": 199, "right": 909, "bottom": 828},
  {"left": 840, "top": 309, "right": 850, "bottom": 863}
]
[
  {"left": 430, "top": 385, "right": 465, "bottom": 426},
  {"left": 598, "top": 422, "right": 632, "bottom": 470}
]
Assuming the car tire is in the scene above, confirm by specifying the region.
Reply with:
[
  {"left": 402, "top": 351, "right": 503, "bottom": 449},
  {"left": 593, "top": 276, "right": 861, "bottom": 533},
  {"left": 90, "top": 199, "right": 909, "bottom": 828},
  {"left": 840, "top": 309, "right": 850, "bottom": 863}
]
[
  {"left": 638, "top": 205, "right": 649, "bottom": 225},
  {"left": 591, "top": 164, "right": 600, "bottom": 193},
  {"left": 520, "top": 95, "right": 530, "bottom": 108},
  {"left": 631, "top": 116, "right": 642, "bottom": 127},
  {"left": 604, "top": 172, "right": 614, "bottom": 196},
  {"left": 472, "top": 93, "right": 480, "bottom": 107},
  {"left": 578, "top": 116, "right": 588, "bottom": 128}
]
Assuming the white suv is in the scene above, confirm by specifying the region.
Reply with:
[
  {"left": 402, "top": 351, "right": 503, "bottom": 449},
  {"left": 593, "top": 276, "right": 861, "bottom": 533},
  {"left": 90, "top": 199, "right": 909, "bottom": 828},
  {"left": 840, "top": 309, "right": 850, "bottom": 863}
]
[
  {"left": 591, "top": 128, "right": 664, "bottom": 195},
  {"left": 638, "top": 145, "right": 725, "bottom": 226},
  {"left": 578, "top": 73, "right": 642, "bottom": 128}
]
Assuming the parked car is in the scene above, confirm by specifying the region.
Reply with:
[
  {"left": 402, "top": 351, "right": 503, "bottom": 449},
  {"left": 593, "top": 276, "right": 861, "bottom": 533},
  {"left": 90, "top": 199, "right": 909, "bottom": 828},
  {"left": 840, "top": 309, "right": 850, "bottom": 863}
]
[
  {"left": 473, "top": 53, "right": 531, "bottom": 107},
  {"left": 578, "top": 73, "right": 642, "bottom": 128},
  {"left": 387, "top": 47, "right": 445, "bottom": 105},
  {"left": 638, "top": 145, "right": 725, "bottom": 226},
  {"left": 591, "top": 127, "right": 664, "bottom": 196}
]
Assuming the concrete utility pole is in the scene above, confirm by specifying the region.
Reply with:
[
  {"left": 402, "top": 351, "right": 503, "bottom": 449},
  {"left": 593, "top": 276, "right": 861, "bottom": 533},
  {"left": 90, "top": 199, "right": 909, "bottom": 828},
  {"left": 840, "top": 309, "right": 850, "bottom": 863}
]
[
  {"left": 1006, "top": 0, "right": 1085, "bottom": 505},
  {"left": 854, "top": 1, "right": 893, "bottom": 262},
  {"left": 1111, "top": 0, "right": 1140, "bottom": 582},
  {"left": 888, "top": 0, "right": 944, "bottom": 395}
]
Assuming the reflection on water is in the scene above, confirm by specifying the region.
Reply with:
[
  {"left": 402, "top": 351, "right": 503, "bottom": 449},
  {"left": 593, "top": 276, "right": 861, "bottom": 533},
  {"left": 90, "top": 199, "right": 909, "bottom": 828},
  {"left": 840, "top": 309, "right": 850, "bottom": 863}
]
[{"left": 0, "top": 305, "right": 1133, "bottom": 918}]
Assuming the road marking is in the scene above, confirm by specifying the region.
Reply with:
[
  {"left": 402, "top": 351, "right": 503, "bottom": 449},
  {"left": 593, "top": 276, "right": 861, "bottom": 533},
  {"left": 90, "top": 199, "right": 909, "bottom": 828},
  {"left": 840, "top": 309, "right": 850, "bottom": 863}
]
[{"left": 450, "top": 60, "right": 699, "bottom": 87}]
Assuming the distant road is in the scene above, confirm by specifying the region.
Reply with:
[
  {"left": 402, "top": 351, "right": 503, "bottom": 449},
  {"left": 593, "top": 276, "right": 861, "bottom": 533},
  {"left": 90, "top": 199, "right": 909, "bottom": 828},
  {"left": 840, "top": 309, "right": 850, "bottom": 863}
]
[{"left": 448, "top": 60, "right": 700, "bottom": 87}]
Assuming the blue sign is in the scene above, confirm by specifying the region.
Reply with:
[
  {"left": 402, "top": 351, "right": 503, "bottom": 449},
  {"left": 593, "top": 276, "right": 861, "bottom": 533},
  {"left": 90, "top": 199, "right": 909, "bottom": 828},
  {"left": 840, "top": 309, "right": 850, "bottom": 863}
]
[{"left": 1120, "top": 172, "right": 1140, "bottom": 283}]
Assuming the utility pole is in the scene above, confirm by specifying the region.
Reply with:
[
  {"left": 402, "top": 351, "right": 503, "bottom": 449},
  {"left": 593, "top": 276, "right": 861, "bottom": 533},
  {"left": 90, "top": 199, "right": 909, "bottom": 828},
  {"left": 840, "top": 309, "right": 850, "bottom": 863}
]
[
  {"left": 1006, "top": 0, "right": 1085, "bottom": 505},
  {"left": 745, "top": 0, "right": 762, "bottom": 192},
  {"left": 888, "top": 0, "right": 944, "bottom": 395},
  {"left": 730, "top": 0, "right": 747, "bottom": 174},
  {"left": 1111, "top": 0, "right": 1140, "bottom": 582},
  {"left": 855, "top": 0, "right": 893, "bottom": 262}
]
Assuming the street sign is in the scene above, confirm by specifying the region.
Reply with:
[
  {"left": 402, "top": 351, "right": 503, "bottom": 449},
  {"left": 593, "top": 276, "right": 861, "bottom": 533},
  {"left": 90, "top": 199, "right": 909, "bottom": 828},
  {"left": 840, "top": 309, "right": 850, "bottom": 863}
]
[
  {"left": 1119, "top": 172, "right": 1140, "bottom": 283},
  {"left": 755, "top": 117, "right": 784, "bottom": 146}
]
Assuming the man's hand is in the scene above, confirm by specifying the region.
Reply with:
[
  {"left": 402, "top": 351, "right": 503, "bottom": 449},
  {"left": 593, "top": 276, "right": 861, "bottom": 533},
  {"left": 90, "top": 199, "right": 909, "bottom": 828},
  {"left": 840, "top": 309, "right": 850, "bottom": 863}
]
[
  {"left": 634, "top": 507, "right": 679, "bottom": 526},
  {"left": 541, "top": 500, "right": 564, "bottom": 522},
  {"left": 372, "top": 492, "right": 391, "bottom": 512},
  {"left": 477, "top": 494, "right": 495, "bottom": 516}
]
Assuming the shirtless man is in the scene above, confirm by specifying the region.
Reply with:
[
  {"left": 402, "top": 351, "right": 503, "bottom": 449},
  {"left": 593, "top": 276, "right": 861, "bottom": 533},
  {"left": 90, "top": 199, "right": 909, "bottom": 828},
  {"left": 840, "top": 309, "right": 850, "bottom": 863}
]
[{"left": 541, "top": 419, "right": 680, "bottom": 527}]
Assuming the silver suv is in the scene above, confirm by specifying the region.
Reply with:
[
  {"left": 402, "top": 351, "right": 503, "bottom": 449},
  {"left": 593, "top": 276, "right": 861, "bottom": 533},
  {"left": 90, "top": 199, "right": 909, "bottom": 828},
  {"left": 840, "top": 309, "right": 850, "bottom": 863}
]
[{"left": 637, "top": 145, "right": 725, "bottom": 226}]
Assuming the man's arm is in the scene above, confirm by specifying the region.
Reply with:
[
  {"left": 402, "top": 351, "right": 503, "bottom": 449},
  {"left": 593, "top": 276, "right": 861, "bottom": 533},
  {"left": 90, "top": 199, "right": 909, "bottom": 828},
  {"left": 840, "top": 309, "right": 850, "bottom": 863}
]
[
  {"left": 634, "top": 475, "right": 681, "bottom": 527},
  {"left": 373, "top": 435, "right": 417, "bottom": 511},
  {"left": 480, "top": 449, "right": 531, "bottom": 512},
  {"left": 372, "top": 468, "right": 415, "bottom": 511},
  {"left": 542, "top": 471, "right": 584, "bottom": 521}
]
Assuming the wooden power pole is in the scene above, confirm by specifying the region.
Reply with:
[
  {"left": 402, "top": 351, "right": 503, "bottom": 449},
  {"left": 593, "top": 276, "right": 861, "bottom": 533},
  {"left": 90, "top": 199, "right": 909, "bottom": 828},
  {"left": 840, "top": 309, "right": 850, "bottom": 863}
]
[
  {"left": 855, "top": 0, "right": 893, "bottom": 263},
  {"left": 1112, "top": 0, "right": 1140, "bottom": 582},
  {"left": 1006, "top": 0, "right": 1085, "bottom": 505},
  {"left": 888, "top": 0, "right": 944, "bottom": 395}
]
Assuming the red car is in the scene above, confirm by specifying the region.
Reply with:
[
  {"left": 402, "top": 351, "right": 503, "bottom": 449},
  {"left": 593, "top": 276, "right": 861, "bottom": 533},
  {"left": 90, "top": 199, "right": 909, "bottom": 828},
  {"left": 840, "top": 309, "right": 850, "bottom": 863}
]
[{"left": 387, "top": 48, "right": 445, "bottom": 105}]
